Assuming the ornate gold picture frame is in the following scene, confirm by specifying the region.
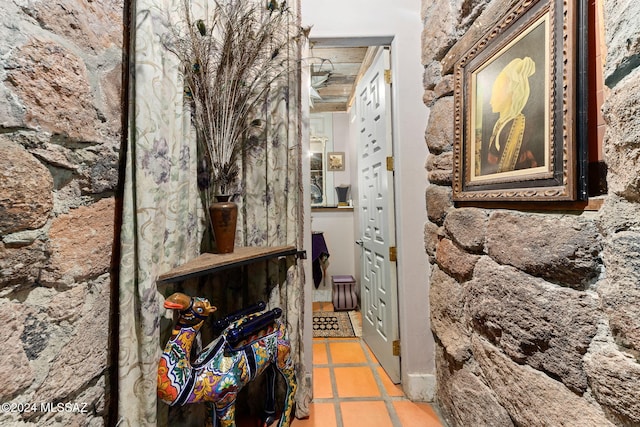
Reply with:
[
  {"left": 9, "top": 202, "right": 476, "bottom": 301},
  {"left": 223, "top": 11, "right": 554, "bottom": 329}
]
[{"left": 453, "top": 0, "right": 587, "bottom": 202}]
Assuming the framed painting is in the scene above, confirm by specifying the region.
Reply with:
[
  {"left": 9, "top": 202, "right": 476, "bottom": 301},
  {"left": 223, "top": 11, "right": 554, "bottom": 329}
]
[
  {"left": 452, "top": 0, "right": 587, "bottom": 202},
  {"left": 327, "top": 152, "right": 345, "bottom": 171}
]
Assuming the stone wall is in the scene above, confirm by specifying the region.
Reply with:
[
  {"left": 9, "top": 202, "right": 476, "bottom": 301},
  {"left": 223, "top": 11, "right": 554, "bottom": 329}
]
[
  {"left": 422, "top": 0, "right": 640, "bottom": 425},
  {"left": 0, "top": 0, "right": 122, "bottom": 425}
]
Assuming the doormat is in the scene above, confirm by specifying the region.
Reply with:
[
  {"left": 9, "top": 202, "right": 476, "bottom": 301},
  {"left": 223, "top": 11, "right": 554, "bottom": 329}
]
[
  {"left": 313, "top": 311, "right": 356, "bottom": 338},
  {"left": 348, "top": 310, "right": 362, "bottom": 337}
]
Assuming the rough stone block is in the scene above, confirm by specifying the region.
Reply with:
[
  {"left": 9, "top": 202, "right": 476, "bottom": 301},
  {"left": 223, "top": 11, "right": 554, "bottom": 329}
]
[
  {"left": 423, "top": 89, "right": 436, "bottom": 107},
  {"left": 34, "top": 277, "right": 109, "bottom": 404},
  {"left": 5, "top": 39, "right": 100, "bottom": 141},
  {"left": 434, "top": 75, "right": 454, "bottom": 98},
  {"left": 20, "top": 0, "right": 123, "bottom": 51},
  {"left": 602, "top": 1, "right": 640, "bottom": 86},
  {"left": 30, "top": 143, "right": 78, "bottom": 171},
  {"left": 45, "top": 198, "right": 115, "bottom": 284},
  {"left": 47, "top": 285, "right": 88, "bottom": 323},
  {"left": 435, "top": 344, "right": 513, "bottom": 427},
  {"left": 584, "top": 346, "right": 640, "bottom": 425},
  {"left": 426, "top": 184, "right": 452, "bottom": 226},
  {"left": 423, "top": 61, "right": 443, "bottom": 90},
  {"left": 424, "top": 221, "right": 441, "bottom": 261},
  {"left": 100, "top": 65, "right": 124, "bottom": 137},
  {"left": 0, "top": 301, "right": 36, "bottom": 400},
  {"left": 427, "top": 169, "right": 452, "bottom": 186},
  {"left": 430, "top": 266, "right": 471, "bottom": 362},
  {"left": 0, "top": 85, "right": 26, "bottom": 129},
  {"left": 0, "top": 240, "right": 47, "bottom": 291},
  {"left": 602, "top": 70, "right": 640, "bottom": 201},
  {"left": 602, "top": 230, "right": 640, "bottom": 287},
  {"left": 79, "top": 143, "right": 121, "bottom": 193},
  {"left": 425, "top": 96, "right": 454, "bottom": 154},
  {"left": 596, "top": 200, "right": 640, "bottom": 350},
  {"left": 596, "top": 196, "right": 640, "bottom": 237},
  {"left": 486, "top": 211, "right": 601, "bottom": 289},
  {"left": 466, "top": 257, "right": 600, "bottom": 393},
  {"left": 426, "top": 152, "right": 453, "bottom": 185},
  {"left": 436, "top": 238, "right": 479, "bottom": 282},
  {"left": 0, "top": 137, "right": 54, "bottom": 234},
  {"left": 422, "top": 0, "right": 460, "bottom": 63},
  {"left": 34, "top": 376, "right": 107, "bottom": 425},
  {"left": 598, "top": 276, "right": 640, "bottom": 353},
  {"left": 441, "top": 0, "right": 519, "bottom": 73},
  {"left": 473, "top": 337, "right": 614, "bottom": 426},
  {"left": 443, "top": 207, "right": 488, "bottom": 253}
]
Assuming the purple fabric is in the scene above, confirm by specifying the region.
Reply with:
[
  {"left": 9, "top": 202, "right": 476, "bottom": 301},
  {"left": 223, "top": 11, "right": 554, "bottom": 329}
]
[
  {"left": 312, "top": 232, "right": 329, "bottom": 261},
  {"left": 312, "top": 232, "right": 329, "bottom": 288}
]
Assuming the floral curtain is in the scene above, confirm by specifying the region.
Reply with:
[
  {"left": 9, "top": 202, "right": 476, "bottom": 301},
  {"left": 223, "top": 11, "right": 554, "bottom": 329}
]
[
  {"left": 239, "top": 69, "right": 309, "bottom": 419},
  {"left": 117, "top": 0, "right": 307, "bottom": 425},
  {"left": 117, "top": 0, "right": 204, "bottom": 424}
]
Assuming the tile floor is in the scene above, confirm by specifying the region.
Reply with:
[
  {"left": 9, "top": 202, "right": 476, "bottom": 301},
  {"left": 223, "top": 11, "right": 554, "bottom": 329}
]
[{"left": 292, "top": 302, "right": 445, "bottom": 427}]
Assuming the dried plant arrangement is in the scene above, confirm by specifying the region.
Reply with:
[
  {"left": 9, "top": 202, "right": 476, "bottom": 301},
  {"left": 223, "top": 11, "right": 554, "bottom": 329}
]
[{"left": 164, "top": 0, "right": 298, "bottom": 205}]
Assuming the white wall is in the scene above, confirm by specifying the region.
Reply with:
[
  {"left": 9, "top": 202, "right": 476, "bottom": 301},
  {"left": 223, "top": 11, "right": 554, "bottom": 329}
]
[
  {"left": 310, "top": 112, "right": 357, "bottom": 302},
  {"left": 330, "top": 112, "right": 352, "bottom": 196},
  {"left": 311, "top": 210, "right": 356, "bottom": 301},
  {"left": 302, "top": 0, "right": 435, "bottom": 400}
]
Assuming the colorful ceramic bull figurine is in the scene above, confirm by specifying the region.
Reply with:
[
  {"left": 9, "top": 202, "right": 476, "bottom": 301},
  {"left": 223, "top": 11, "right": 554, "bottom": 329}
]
[{"left": 158, "top": 292, "right": 297, "bottom": 427}]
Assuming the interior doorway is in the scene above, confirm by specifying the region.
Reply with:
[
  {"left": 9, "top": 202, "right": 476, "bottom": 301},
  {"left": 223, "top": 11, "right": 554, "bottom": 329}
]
[{"left": 307, "top": 38, "right": 401, "bottom": 383}]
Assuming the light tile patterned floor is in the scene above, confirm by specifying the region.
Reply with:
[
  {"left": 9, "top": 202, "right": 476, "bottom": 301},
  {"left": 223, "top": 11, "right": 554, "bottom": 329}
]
[{"left": 292, "top": 302, "right": 446, "bottom": 427}]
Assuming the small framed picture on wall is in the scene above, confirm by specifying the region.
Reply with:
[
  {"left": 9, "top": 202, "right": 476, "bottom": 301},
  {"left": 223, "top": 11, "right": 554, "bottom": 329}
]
[{"left": 327, "top": 152, "right": 345, "bottom": 171}]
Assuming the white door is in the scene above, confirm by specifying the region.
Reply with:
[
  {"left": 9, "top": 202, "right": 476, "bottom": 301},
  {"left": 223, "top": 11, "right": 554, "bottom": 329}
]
[{"left": 356, "top": 47, "right": 400, "bottom": 383}]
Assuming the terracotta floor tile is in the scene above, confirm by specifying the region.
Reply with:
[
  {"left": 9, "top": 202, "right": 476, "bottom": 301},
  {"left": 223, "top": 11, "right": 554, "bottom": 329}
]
[
  {"left": 340, "top": 401, "right": 393, "bottom": 427},
  {"left": 393, "top": 401, "right": 444, "bottom": 427},
  {"left": 365, "top": 343, "right": 380, "bottom": 364},
  {"left": 377, "top": 366, "right": 404, "bottom": 397},
  {"left": 314, "top": 301, "right": 334, "bottom": 312},
  {"left": 293, "top": 402, "right": 337, "bottom": 427},
  {"left": 309, "top": 316, "right": 446, "bottom": 427},
  {"left": 329, "top": 341, "right": 368, "bottom": 364},
  {"left": 313, "top": 367, "right": 333, "bottom": 399},
  {"left": 334, "top": 366, "right": 380, "bottom": 398},
  {"left": 313, "top": 342, "right": 328, "bottom": 365}
]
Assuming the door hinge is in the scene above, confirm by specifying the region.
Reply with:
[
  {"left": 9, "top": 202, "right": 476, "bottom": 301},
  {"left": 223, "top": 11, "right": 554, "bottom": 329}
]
[
  {"left": 392, "top": 340, "right": 401, "bottom": 356},
  {"left": 386, "top": 156, "right": 394, "bottom": 171},
  {"left": 384, "top": 69, "right": 392, "bottom": 85},
  {"left": 389, "top": 246, "right": 397, "bottom": 262}
]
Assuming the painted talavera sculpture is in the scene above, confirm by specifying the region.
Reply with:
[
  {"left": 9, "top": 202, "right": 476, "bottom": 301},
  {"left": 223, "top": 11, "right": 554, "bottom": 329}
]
[{"left": 157, "top": 292, "right": 297, "bottom": 427}]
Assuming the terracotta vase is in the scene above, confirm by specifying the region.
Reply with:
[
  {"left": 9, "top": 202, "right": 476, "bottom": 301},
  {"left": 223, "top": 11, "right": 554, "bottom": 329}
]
[{"left": 209, "top": 196, "right": 238, "bottom": 254}]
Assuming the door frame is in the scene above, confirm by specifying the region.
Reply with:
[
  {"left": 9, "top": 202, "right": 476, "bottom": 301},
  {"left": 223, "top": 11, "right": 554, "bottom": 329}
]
[{"left": 302, "top": 29, "right": 434, "bottom": 400}]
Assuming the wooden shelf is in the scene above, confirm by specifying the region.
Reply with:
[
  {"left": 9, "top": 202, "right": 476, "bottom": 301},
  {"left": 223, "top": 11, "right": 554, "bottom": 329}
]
[
  {"left": 157, "top": 245, "right": 298, "bottom": 284},
  {"left": 312, "top": 207, "right": 354, "bottom": 212}
]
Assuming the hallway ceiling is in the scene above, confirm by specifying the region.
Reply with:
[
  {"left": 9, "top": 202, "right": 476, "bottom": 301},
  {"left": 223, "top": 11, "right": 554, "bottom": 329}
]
[{"left": 308, "top": 44, "right": 373, "bottom": 113}]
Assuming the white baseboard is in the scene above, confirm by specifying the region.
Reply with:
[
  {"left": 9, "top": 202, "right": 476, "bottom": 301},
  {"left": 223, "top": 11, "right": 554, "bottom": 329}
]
[{"left": 403, "top": 373, "right": 436, "bottom": 402}]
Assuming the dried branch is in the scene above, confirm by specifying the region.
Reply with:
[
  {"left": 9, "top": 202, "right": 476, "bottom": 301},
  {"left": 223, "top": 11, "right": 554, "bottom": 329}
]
[{"left": 163, "top": 0, "right": 299, "bottom": 205}]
